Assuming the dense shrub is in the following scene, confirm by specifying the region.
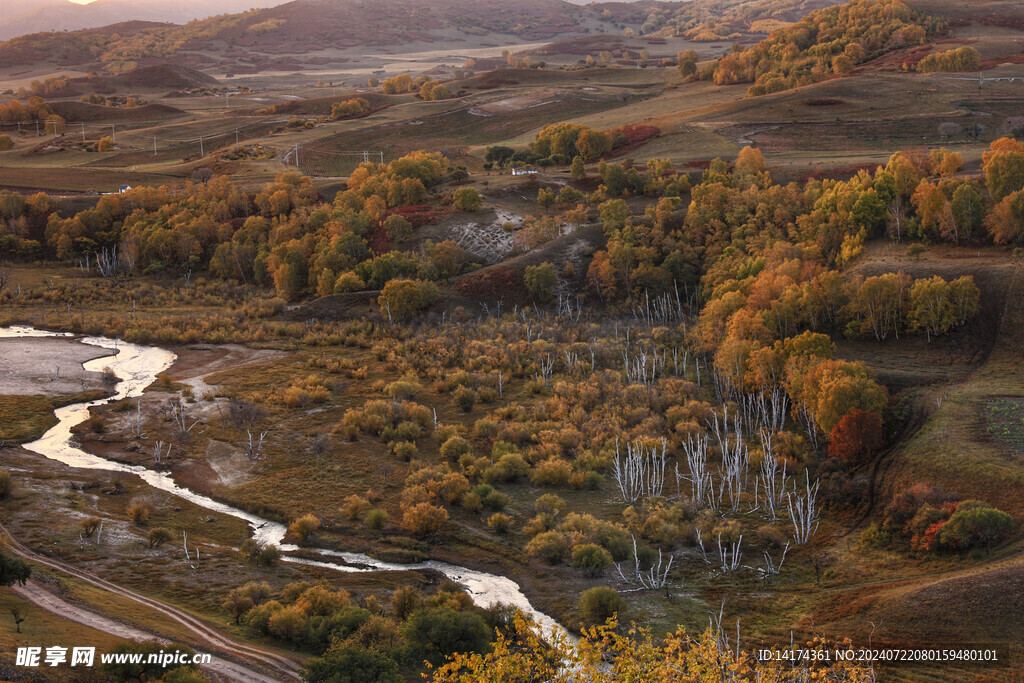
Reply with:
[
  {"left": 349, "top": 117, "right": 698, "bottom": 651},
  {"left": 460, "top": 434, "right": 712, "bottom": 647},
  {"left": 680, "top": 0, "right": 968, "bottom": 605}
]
[
  {"left": 525, "top": 531, "right": 569, "bottom": 564},
  {"left": 937, "top": 503, "right": 1014, "bottom": 551},
  {"left": 570, "top": 543, "right": 613, "bottom": 577},
  {"left": 579, "top": 586, "right": 625, "bottom": 624}
]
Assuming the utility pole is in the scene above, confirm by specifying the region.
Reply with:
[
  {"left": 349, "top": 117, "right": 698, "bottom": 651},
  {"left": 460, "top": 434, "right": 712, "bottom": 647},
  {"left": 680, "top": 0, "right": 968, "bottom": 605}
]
[
  {"left": 199, "top": 136, "right": 204, "bottom": 157},
  {"left": 362, "top": 150, "right": 369, "bottom": 163},
  {"left": 294, "top": 143, "right": 299, "bottom": 167},
  {"left": 35, "top": 119, "right": 40, "bottom": 136},
  {"left": 153, "top": 136, "right": 157, "bottom": 156},
  {"left": 379, "top": 151, "right": 384, "bottom": 164},
  {"left": 81, "top": 122, "right": 86, "bottom": 141}
]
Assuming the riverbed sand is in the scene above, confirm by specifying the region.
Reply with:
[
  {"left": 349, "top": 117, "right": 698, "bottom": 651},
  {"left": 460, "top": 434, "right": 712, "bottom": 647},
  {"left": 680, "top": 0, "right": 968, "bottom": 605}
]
[{"left": 0, "top": 337, "right": 114, "bottom": 396}]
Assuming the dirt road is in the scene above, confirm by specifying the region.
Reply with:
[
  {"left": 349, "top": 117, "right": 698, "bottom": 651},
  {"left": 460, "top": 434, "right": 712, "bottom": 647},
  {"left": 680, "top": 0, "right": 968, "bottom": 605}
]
[
  {"left": 0, "top": 522, "right": 302, "bottom": 682},
  {"left": 12, "top": 580, "right": 285, "bottom": 683}
]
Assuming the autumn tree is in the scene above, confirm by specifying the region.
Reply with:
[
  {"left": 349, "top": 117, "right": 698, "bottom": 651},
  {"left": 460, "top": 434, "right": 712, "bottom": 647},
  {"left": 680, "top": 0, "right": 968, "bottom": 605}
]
[
  {"left": 791, "top": 359, "right": 888, "bottom": 434},
  {"left": 949, "top": 275, "right": 980, "bottom": 325},
  {"left": 908, "top": 275, "right": 955, "bottom": 341},
  {"left": 222, "top": 588, "right": 255, "bottom": 625},
  {"left": 44, "top": 114, "right": 65, "bottom": 135},
  {"left": 849, "top": 272, "right": 911, "bottom": 340},
  {"left": 983, "top": 137, "right": 1024, "bottom": 202},
  {"left": 827, "top": 409, "right": 883, "bottom": 462},
  {"left": 402, "top": 502, "right": 448, "bottom": 536},
  {"left": 378, "top": 279, "right": 439, "bottom": 321},
  {"left": 289, "top": 514, "right": 321, "bottom": 543},
  {"left": 678, "top": 49, "right": 698, "bottom": 77},
  {"left": 576, "top": 128, "right": 613, "bottom": 162}
]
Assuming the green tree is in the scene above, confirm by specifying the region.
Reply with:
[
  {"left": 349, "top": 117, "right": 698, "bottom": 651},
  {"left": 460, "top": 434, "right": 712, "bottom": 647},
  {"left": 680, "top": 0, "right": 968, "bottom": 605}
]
[
  {"left": 950, "top": 183, "right": 985, "bottom": 241},
  {"left": 304, "top": 646, "right": 400, "bottom": 683},
  {"left": 453, "top": 187, "right": 481, "bottom": 212},
  {"left": 485, "top": 146, "right": 514, "bottom": 167},
  {"left": 401, "top": 606, "right": 491, "bottom": 666},
  {"left": 524, "top": 262, "right": 557, "bottom": 303},
  {"left": 570, "top": 155, "right": 586, "bottom": 179},
  {"left": 382, "top": 214, "right": 413, "bottom": 243},
  {"left": 598, "top": 199, "right": 629, "bottom": 234},
  {"left": 0, "top": 550, "right": 30, "bottom": 586}
]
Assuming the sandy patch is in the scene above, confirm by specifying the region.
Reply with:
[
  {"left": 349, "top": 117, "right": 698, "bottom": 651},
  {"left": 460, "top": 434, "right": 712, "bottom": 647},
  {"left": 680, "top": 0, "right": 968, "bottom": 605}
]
[
  {"left": 169, "top": 344, "right": 287, "bottom": 396},
  {"left": 205, "top": 440, "right": 253, "bottom": 487},
  {"left": 0, "top": 337, "right": 113, "bottom": 396},
  {"left": 470, "top": 91, "right": 563, "bottom": 115}
]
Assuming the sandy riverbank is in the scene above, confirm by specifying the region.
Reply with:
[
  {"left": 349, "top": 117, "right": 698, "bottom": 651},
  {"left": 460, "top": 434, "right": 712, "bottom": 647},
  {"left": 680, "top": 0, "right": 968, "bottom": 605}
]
[{"left": 0, "top": 337, "right": 114, "bottom": 396}]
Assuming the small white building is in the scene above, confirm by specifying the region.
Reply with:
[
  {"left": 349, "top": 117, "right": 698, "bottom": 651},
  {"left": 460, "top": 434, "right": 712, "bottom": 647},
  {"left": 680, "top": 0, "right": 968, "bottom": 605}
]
[{"left": 511, "top": 167, "right": 538, "bottom": 176}]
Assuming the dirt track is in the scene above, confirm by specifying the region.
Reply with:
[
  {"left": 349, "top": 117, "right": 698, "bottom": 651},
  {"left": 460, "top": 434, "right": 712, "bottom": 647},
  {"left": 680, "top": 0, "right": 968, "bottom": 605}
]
[
  {"left": 0, "top": 522, "right": 302, "bottom": 682},
  {"left": 12, "top": 580, "right": 286, "bottom": 683}
]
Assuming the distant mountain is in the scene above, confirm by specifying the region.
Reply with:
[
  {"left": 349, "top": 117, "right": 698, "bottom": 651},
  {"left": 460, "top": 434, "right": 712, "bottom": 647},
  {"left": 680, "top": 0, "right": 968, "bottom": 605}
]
[
  {"left": 0, "top": 0, "right": 61, "bottom": 21},
  {"left": 0, "top": 0, "right": 289, "bottom": 41}
]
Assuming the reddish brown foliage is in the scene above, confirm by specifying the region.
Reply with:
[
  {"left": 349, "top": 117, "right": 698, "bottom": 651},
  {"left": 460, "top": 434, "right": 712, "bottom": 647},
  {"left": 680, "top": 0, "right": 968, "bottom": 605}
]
[
  {"left": 827, "top": 409, "right": 883, "bottom": 462},
  {"left": 389, "top": 204, "right": 449, "bottom": 228},
  {"left": 453, "top": 266, "right": 526, "bottom": 299},
  {"left": 610, "top": 124, "right": 660, "bottom": 148},
  {"left": 475, "top": 74, "right": 520, "bottom": 89},
  {"left": 367, "top": 226, "right": 391, "bottom": 255}
]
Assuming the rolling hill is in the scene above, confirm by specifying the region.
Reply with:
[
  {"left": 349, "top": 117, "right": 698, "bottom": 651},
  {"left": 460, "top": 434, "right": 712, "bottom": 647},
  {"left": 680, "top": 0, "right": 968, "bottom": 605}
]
[
  {"left": 0, "top": 0, "right": 673, "bottom": 73},
  {"left": 0, "top": 0, "right": 289, "bottom": 41}
]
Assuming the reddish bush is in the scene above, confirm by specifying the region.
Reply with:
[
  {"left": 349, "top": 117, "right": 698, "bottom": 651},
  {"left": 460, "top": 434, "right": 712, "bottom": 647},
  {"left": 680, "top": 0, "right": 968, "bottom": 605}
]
[
  {"left": 389, "top": 204, "right": 449, "bottom": 228},
  {"left": 610, "top": 124, "right": 660, "bottom": 147},
  {"left": 827, "top": 409, "right": 883, "bottom": 462},
  {"left": 366, "top": 225, "right": 391, "bottom": 255},
  {"left": 453, "top": 266, "right": 526, "bottom": 299}
]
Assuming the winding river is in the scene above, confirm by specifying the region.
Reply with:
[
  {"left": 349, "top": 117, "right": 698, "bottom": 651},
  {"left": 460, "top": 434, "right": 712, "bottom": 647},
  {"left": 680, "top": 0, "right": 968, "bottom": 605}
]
[{"left": 2, "top": 326, "right": 564, "bottom": 638}]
